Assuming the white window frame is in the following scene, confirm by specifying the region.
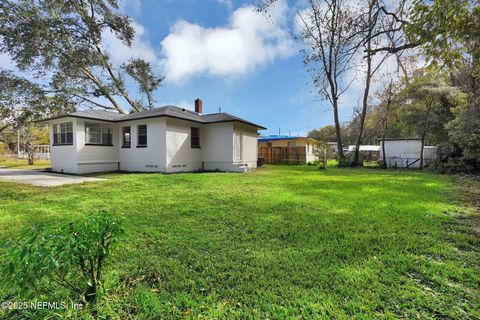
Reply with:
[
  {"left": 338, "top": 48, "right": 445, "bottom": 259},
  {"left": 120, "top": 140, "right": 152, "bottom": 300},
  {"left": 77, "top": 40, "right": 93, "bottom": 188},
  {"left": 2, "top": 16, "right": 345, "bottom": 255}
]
[
  {"left": 53, "top": 122, "right": 73, "bottom": 145},
  {"left": 137, "top": 125, "right": 147, "bottom": 147},
  {"left": 85, "top": 122, "right": 113, "bottom": 145}
]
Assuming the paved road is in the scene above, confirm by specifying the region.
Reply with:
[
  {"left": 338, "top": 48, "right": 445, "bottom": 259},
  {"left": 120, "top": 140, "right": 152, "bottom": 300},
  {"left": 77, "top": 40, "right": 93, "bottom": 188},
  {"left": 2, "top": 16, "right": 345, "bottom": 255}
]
[{"left": 0, "top": 168, "right": 105, "bottom": 187}]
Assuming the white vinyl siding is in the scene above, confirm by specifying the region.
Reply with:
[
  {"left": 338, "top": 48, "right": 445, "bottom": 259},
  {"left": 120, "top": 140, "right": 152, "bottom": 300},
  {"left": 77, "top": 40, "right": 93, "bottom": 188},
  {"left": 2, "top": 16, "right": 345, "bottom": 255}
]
[
  {"left": 50, "top": 118, "right": 77, "bottom": 173},
  {"left": 165, "top": 118, "right": 203, "bottom": 172},
  {"left": 119, "top": 118, "right": 166, "bottom": 172},
  {"left": 48, "top": 116, "right": 260, "bottom": 174}
]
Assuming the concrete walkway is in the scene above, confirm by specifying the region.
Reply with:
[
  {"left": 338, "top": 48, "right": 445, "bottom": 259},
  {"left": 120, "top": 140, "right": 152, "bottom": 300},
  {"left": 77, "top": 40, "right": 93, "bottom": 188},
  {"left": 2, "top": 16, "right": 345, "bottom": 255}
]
[{"left": 0, "top": 168, "right": 105, "bottom": 187}]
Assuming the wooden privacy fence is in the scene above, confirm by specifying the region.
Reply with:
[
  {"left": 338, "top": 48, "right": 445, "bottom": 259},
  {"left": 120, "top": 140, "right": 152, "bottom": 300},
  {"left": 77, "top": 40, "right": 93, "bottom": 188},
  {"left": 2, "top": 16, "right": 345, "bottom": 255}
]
[{"left": 258, "top": 146, "right": 306, "bottom": 164}]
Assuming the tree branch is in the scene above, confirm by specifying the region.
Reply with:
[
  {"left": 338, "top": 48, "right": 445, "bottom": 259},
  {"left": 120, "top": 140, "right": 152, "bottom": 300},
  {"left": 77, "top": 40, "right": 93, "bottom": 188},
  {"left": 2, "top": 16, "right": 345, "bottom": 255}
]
[
  {"left": 368, "top": 42, "right": 418, "bottom": 54},
  {"left": 0, "top": 124, "right": 9, "bottom": 133},
  {"left": 80, "top": 67, "right": 126, "bottom": 114}
]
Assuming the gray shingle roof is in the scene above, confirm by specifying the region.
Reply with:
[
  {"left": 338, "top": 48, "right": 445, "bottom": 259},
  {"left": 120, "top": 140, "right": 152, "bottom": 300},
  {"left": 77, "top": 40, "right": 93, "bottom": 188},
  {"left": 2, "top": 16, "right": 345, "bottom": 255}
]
[
  {"left": 66, "top": 109, "right": 128, "bottom": 121},
  {"left": 40, "top": 105, "right": 266, "bottom": 129}
]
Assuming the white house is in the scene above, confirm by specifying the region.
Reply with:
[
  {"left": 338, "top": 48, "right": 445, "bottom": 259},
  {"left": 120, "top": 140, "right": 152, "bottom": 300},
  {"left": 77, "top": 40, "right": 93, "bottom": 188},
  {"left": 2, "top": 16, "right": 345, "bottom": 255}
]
[{"left": 39, "top": 99, "right": 266, "bottom": 174}]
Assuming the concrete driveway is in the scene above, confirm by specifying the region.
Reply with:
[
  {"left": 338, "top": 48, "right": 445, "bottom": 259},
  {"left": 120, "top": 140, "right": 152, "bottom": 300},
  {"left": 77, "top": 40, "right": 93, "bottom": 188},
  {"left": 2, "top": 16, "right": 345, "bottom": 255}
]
[{"left": 0, "top": 168, "right": 105, "bottom": 187}]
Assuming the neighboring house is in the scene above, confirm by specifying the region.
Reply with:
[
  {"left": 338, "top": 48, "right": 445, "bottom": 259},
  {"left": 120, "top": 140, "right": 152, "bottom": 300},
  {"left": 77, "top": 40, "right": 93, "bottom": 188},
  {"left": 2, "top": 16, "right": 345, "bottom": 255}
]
[
  {"left": 347, "top": 145, "right": 380, "bottom": 161},
  {"left": 379, "top": 138, "right": 437, "bottom": 168},
  {"left": 347, "top": 145, "right": 380, "bottom": 153},
  {"left": 258, "top": 135, "right": 319, "bottom": 164},
  {"left": 327, "top": 142, "right": 338, "bottom": 155},
  {"left": 18, "top": 145, "right": 50, "bottom": 160},
  {"left": 39, "top": 99, "right": 266, "bottom": 174}
]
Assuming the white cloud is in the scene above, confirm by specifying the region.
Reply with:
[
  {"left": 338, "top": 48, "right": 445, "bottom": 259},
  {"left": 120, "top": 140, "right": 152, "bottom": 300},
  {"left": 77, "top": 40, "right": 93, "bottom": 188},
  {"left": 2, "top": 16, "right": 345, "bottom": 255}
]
[
  {"left": 102, "top": 21, "right": 158, "bottom": 65},
  {"left": 160, "top": 0, "right": 295, "bottom": 84}
]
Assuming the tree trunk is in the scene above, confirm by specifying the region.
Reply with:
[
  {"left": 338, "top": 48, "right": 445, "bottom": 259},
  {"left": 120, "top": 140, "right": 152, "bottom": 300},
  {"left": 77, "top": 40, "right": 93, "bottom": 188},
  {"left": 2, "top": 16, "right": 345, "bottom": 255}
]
[
  {"left": 352, "top": 52, "right": 372, "bottom": 166},
  {"left": 332, "top": 97, "right": 346, "bottom": 166},
  {"left": 352, "top": 1, "right": 375, "bottom": 166},
  {"left": 420, "top": 131, "right": 426, "bottom": 169},
  {"left": 28, "top": 151, "right": 34, "bottom": 165},
  {"left": 353, "top": 52, "right": 372, "bottom": 166},
  {"left": 381, "top": 98, "right": 391, "bottom": 169}
]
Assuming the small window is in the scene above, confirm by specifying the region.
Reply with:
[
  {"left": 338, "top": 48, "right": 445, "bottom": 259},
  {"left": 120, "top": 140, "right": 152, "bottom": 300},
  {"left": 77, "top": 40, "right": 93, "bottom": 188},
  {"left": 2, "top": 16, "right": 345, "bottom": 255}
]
[
  {"left": 138, "top": 125, "right": 147, "bottom": 147},
  {"left": 122, "top": 126, "right": 131, "bottom": 147},
  {"left": 288, "top": 141, "right": 296, "bottom": 147},
  {"left": 53, "top": 122, "right": 73, "bottom": 145},
  {"left": 85, "top": 122, "right": 113, "bottom": 145},
  {"left": 191, "top": 127, "right": 200, "bottom": 148}
]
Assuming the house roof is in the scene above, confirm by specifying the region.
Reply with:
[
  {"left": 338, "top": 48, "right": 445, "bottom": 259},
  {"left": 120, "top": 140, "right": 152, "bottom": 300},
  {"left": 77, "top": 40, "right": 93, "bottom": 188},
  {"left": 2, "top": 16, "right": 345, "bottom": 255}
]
[
  {"left": 38, "top": 105, "right": 266, "bottom": 129},
  {"left": 378, "top": 138, "right": 422, "bottom": 141},
  {"left": 347, "top": 145, "right": 381, "bottom": 151},
  {"left": 258, "top": 135, "right": 316, "bottom": 142}
]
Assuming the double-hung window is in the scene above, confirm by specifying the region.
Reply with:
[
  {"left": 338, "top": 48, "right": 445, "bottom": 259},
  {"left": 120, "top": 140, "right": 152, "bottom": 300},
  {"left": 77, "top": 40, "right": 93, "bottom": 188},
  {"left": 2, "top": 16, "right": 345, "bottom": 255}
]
[
  {"left": 85, "top": 122, "right": 113, "bottom": 145},
  {"left": 137, "top": 125, "right": 147, "bottom": 147},
  {"left": 191, "top": 127, "right": 200, "bottom": 148},
  {"left": 122, "top": 126, "right": 131, "bottom": 148},
  {"left": 53, "top": 122, "right": 73, "bottom": 145}
]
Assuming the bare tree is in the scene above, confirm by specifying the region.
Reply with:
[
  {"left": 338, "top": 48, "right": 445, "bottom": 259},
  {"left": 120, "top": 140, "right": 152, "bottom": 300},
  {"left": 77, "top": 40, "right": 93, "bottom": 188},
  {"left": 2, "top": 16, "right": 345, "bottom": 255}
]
[
  {"left": 351, "top": 0, "right": 409, "bottom": 166},
  {"left": 379, "top": 77, "right": 395, "bottom": 168},
  {"left": 296, "top": 0, "right": 359, "bottom": 166}
]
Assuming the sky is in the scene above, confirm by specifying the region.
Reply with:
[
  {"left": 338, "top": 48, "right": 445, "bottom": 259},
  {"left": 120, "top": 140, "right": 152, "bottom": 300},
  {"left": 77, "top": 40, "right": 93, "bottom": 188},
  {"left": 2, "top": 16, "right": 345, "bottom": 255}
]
[
  {"left": 111, "top": 0, "right": 373, "bottom": 136},
  {"left": 1, "top": 0, "right": 403, "bottom": 136}
]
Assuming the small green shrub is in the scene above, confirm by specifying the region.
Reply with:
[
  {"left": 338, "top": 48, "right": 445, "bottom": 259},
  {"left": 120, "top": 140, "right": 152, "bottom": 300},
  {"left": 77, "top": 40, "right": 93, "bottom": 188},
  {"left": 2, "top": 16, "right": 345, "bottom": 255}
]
[{"left": 2, "top": 212, "right": 124, "bottom": 304}]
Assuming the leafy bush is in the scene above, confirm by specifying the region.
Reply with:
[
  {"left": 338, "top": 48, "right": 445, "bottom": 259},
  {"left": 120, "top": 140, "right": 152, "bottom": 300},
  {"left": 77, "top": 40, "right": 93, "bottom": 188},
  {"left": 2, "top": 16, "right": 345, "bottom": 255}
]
[{"left": 2, "top": 212, "right": 124, "bottom": 304}]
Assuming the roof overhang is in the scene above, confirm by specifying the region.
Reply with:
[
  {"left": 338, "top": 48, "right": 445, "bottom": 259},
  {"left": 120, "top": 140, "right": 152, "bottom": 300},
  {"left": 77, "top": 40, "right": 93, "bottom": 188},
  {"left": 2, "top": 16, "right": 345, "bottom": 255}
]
[{"left": 36, "top": 115, "right": 116, "bottom": 124}]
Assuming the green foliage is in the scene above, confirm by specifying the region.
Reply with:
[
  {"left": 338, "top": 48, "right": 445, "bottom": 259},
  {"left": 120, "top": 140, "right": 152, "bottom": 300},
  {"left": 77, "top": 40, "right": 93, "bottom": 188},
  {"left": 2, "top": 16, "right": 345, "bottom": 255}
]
[
  {"left": 308, "top": 125, "right": 337, "bottom": 142},
  {"left": 0, "top": 70, "right": 72, "bottom": 131},
  {"left": 0, "top": 0, "right": 163, "bottom": 114},
  {"left": 397, "top": 72, "right": 467, "bottom": 144},
  {"left": 407, "top": 0, "right": 479, "bottom": 73},
  {"left": 442, "top": 102, "right": 480, "bottom": 172},
  {"left": 124, "top": 59, "right": 164, "bottom": 110},
  {"left": 2, "top": 212, "right": 124, "bottom": 304},
  {"left": 312, "top": 140, "right": 331, "bottom": 169}
]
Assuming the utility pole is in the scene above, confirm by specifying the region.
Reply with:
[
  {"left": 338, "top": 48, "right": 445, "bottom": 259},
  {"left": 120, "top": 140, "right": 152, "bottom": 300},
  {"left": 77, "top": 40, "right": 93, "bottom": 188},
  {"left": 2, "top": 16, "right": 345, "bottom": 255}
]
[{"left": 17, "top": 130, "right": 20, "bottom": 158}]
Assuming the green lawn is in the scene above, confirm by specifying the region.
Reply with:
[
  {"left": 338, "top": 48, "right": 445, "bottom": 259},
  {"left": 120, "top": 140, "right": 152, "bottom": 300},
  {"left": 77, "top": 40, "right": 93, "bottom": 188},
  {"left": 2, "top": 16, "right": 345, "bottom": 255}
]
[
  {"left": 0, "top": 158, "right": 51, "bottom": 170},
  {"left": 0, "top": 166, "right": 479, "bottom": 319}
]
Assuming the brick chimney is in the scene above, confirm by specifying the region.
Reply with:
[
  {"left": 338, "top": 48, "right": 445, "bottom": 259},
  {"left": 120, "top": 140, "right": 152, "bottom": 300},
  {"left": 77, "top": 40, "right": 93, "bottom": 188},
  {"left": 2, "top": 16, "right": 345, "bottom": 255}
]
[{"left": 195, "top": 98, "right": 203, "bottom": 114}]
